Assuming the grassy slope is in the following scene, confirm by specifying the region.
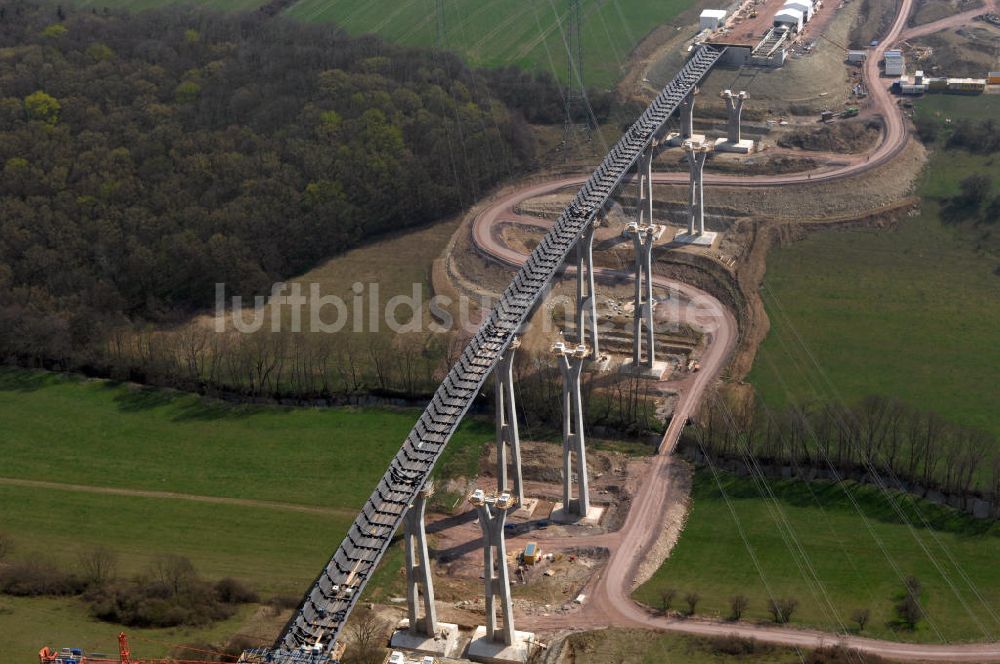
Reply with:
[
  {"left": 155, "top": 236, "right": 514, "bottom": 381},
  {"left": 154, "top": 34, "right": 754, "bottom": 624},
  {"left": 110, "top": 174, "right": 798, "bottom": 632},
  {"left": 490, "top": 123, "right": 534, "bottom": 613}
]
[
  {"left": 285, "top": 0, "right": 701, "bottom": 88},
  {"left": 566, "top": 627, "right": 827, "bottom": 663},
  {"left": 0, "top": 367, "right": 488, "bottom": 658},
  {"left": 0, "top": 367, "right": 490, "bottom": 507},
  {"left": 749, "top": 95, "right": 1000, "bottom": 439},
  {"left": 0, "top": 596, "right": 259, "bottom": 661},
  {"left": 67, "top": 0, "right": 267, "bottom": 10},
  {"left": 635, "top": 471, "right": 1000, "bottom": 643},
  {"left": 66, "top": 0, "right": 703, "bottom": 88}
]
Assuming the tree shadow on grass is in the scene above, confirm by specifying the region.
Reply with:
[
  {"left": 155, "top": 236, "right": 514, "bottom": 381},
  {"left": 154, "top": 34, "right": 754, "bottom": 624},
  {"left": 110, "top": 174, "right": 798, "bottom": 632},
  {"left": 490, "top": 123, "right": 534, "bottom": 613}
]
[
  {"left": 0, "top": 367, "right": 54, "bottom": 393},
  {"left": 698, "top": 472, "right": 1000, "bottom": 538},
  {"left": 108, "top": 382, "right": 271, "bottom": 423}
]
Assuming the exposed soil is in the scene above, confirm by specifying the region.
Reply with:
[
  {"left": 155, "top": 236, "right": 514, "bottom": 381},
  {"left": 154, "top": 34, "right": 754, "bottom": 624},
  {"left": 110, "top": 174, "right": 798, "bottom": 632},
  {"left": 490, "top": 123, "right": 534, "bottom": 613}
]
[
  {"left": 850, "top": 0, "right": 903, "bottom": 48},
  {"left": 658, "top": 0, "right": 866, "bottom": 116},
  {"left": 908, "top": 24, "right": 1000, "bottom": 77},
  {"left": 910, "top": 0, "right": 985, "bottom": 27},
  {"left": 778, "top": 118, "right": 884, "bottom": 153},
  {"left": 422, "top": 440, "right": 654, "bottom": 624}
]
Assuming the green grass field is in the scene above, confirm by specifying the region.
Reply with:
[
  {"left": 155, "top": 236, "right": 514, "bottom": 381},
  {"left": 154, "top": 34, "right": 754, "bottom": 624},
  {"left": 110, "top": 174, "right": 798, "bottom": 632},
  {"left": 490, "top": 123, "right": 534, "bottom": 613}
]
[
  {"left": 0, "top": 368, "right": 488, "bottom": 507},
  {"left": 566, "top": 627, "right": 845, "bottom": 663},
  {"left": 749, "top": 96, "right": 1000, "bottom": 439},
  {"left": 634, "top": 470, "right": 1000, "bottom": 643},
  {"left": 70, "top": 0, "right": 704, "bottom": 89},
  {"left": 0, "top": 367, "right": 490, "bottom": 659},
  {"left": 68, "top": 0, "right": 267, "bottom": 10},
  {"left": 286, "top": 0, "right": 702, "bottom": 88}
]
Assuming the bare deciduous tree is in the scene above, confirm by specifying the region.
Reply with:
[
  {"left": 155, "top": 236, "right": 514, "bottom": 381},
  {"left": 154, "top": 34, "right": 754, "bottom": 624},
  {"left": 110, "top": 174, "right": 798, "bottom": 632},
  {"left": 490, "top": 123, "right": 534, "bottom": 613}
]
[
  {"left": 78, "top": 546, "right": 117, "bottom": 587},
  {"left": 343, "top": 607, "right": 388, "bottom": 664},
  {"left": 768, "top": 598, "right": 798, "bottom": 624},
  {"left": 851, "top": 607, "right": 870, "bottom": 632},
  {"left": 729, "top": 594, "right": 749, "bottom": 621},
  {"left": 684, "top": 592, "right": 701, "bottom": 616},
  {"left": 659, "top": 588, "right": 677, "bottom": 614}
]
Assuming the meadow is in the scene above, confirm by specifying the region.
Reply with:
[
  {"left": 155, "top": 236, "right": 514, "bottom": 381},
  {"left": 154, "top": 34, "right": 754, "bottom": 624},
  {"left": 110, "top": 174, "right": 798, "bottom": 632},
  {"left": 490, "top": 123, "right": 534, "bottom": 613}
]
[
  {"left": 634, "top": 471, "right": 1000, "bottom": 643},
  {"left": 286, "top": 0, "right": 704, "bottom": 88},
  {"left": 748, "top": 95, "right": 1000, "bottom": 439},
  {"left": 67, "top": 0, "right": 705, "bottom": 89},
  {"left": 0, "top": 367, "right": 489, "bottom": 659}
]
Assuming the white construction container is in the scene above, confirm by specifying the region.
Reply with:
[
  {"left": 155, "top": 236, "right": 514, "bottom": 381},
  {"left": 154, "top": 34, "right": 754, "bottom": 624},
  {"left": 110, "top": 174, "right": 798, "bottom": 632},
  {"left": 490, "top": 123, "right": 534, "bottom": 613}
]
[
  {"left": 884, "top": 49, "right": 905, "bottom": 76},
  {"left": 700, "top": 9, "right": 728, "bottom": 30},
  {"left": 773, "top": 7, "right": 804, "bottom": 32},
  {"left": 782, "top": 0, "right": 814, "bottom": 21}
]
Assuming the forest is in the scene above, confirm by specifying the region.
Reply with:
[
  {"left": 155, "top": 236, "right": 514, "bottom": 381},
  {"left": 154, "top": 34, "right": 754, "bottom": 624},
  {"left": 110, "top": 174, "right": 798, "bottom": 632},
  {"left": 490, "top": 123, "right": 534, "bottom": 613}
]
[{"left": 0, "top": 1, "right": 564, "bottom": 367}]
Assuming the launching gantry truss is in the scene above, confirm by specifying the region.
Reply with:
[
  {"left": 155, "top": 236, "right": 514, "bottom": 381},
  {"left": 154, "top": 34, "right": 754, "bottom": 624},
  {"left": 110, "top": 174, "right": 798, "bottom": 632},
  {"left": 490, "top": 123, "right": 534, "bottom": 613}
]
[{"left": 241, "top": 44, "right": 726, "bottom": 664}]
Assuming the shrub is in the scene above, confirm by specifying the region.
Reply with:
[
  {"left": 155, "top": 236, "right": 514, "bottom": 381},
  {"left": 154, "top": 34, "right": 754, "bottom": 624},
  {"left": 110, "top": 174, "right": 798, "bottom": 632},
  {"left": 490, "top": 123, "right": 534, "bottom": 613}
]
[
  {"left": 659, "top": 588, "right": 677, "bottom": 614},
  {"left": 729, "top": 594, "right": 749, "bottom": 621},
  {"left": 706, "top": 635, "right": 764, "bottom": 656},
  {"left": 684, "top": 592, "right": 701, "bottom": 616},
  {"left": 215, "top": 577, "right": 259, "bottom": 604},
  {"left": 851, "top": 607, "right": 870, "bottom": 632},
  {"left": 768, "top": 597, "right": 798, "bottom": 624},
  {"left": 0, "top": 559, "right": 83, "bottom": 596},
  {"left": 89, "top": 557, "right": 237, "bottom": 628}
]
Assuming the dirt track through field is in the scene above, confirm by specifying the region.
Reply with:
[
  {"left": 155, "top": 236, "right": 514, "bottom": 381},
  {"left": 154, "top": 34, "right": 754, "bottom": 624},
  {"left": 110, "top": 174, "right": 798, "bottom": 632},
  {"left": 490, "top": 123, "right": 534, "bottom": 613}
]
[{"left": 0, "top": 477, "right": 354, "bottom": 518}]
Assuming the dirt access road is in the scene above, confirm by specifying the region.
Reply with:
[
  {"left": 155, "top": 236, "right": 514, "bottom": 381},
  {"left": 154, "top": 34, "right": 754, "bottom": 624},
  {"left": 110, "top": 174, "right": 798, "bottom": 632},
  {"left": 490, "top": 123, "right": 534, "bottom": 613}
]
[
  {"left": 459, "top": 0, "right": 1000, "bottom": 658},
  {"left": 900, "top": 0, "right": 999, "bottom": 41}
]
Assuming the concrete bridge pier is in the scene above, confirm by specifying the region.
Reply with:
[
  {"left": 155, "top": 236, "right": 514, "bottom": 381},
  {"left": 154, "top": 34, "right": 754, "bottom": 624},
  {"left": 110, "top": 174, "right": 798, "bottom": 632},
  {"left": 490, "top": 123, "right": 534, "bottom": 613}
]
[
  {"left": 391, "top": 483, "right": 459, "bottom": 656},
  {"left": 623, "top": 221, "right": 667, "bottom": 378},
  {"left": 667, "top": 88, "right": 704, "bottom": 146},
  {"left": 494, "top": 338, "right": 525, "bottom": 508},
  {"left": 551, "top": 342, "right": 601, "bottom": 522},
  {"left": 716, "top": 89, "right": 753, "bottom": 153},
  {"left": 467, "top": 491, "right": 534, "bottom": 663},
  {"left": 575, "top": 222, "right": 600, "bottom": 360},
  {"left": 675, "top": 141, "right": 716, "bottom": 247}
]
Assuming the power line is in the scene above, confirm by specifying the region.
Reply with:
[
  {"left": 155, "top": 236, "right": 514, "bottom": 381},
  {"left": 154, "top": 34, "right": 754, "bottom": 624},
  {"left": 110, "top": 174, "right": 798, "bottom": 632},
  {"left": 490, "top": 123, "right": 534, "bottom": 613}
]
[{"left": 435, "top": 0, "right": 446, "bottom": 48}]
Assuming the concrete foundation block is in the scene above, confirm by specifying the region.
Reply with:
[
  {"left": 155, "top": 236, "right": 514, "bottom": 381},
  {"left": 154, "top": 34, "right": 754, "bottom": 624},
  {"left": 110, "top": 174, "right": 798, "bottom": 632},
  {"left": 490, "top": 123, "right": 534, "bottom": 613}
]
[
  {"left": 467, "top": 626, "right": 536, "bottom": 664},
  {"left": 713, "top": 138, "right": 755, "bottom": 153},
  {"left": 671, "top": 230, "right": 718, "bottom": 247},
  {"left": 548, "top": 502, "right": 606, "bottom": 525},
  {"left": 620, "top": 358, "right": 671, "bottom": 379},
  {"left": 390, "top": 621, "right": 461, "bottom": 658},
  {"left": 666, "top": 132, "right": 706, "bottom": 147}
]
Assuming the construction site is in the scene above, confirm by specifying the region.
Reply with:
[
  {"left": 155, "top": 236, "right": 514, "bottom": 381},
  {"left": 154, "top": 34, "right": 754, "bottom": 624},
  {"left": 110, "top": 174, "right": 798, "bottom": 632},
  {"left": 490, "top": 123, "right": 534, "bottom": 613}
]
[{"left": 16, "top": 0, "right": 1000, "bottom": 663}]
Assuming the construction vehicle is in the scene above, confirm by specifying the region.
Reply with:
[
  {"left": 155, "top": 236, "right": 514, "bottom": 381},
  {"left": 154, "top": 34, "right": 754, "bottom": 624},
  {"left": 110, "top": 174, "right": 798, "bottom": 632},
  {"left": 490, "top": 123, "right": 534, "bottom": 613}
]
[
  {"left": 39, "top": 632, "right": 235, "bottom": 664},
  {"left": 840, "top": 107, "right": 860, "bottom": 119}
]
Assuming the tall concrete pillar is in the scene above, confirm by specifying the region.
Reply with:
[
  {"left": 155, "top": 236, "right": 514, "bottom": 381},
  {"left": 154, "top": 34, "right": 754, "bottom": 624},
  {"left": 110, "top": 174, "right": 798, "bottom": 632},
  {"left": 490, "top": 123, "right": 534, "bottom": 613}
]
[
  {"left": 575, "top": 223, "right": 599, "bottom": 359},
  {"left": 636, "top": 147, "right": 654, "bottom": 228},
  {"left": 403, "top": 482, "right": 437, "bottom": 637},
  {"left": 469, "top": 490, "right": 517, "bottom": 645},
  {"left": 624, "top": 223, "right": 656, "bottom": 368},
  {"left": 495, "top": 338, "right": 523, "bottom": 507},
  {"left": 721, "top": 90, "right": 748, "bottom": 144},
  {"left": 684, "top": 141, "right": 710, "bottom": 236},
  {"left": 553, "top": 342, "right": 590, "bottom": 516},
  {"left": 679, "top": 89, "right": 697, "bottom": 140}
]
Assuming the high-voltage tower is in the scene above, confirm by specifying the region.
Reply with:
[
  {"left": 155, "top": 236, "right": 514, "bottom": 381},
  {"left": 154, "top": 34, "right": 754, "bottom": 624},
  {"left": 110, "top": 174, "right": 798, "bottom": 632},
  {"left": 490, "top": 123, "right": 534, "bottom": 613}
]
[{"left": 242, "top": 43, "right": 725, "bottom": 664}]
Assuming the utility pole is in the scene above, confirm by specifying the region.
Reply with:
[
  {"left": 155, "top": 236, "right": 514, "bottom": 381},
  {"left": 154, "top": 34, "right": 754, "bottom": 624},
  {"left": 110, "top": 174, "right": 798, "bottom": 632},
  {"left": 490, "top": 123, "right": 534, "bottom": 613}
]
[
  {"left": 436, "top": 0, "right": 446, "bottom": 48},
  {"left": 562, "top": 0, "right": 589, "bottom": 157}
]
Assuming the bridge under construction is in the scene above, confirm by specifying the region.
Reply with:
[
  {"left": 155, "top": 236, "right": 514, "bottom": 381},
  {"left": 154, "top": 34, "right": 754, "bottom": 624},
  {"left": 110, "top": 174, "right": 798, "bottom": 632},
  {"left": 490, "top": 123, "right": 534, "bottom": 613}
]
[{"left": 241, "top": 43, "right": 728, "bottom": 664}]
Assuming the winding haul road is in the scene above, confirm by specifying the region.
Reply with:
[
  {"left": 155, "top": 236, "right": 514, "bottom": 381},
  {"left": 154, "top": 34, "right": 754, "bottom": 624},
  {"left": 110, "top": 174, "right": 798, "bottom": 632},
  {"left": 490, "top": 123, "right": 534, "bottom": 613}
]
[{"left": 459, "top": 0, "right": 1000, "bottom": 659}]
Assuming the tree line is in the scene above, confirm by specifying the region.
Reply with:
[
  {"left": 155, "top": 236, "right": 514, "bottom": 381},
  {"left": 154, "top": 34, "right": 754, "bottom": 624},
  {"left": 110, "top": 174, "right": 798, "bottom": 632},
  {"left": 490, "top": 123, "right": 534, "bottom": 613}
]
[{"left": 686, "top": 391, "right": 1000, "bottom": 514}]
